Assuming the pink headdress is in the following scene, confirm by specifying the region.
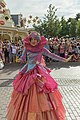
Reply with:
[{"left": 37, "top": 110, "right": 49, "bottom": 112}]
[
  {"left": 23, "top": 32, "right": 48, "bottom": 52},
  {"left": 29, "top": 32, "right": 41, "bottom": 42}
]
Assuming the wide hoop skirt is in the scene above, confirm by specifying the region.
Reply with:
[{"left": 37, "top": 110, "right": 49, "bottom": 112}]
[{"left": 6, "top": 64, "right": 66, "bottom": 120}]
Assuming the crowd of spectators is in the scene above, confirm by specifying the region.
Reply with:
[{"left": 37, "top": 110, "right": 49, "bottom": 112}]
[
  {"left": 0, "top": 37, "right": 80, "bottom": 65},
  {"left": 0, "top": 39, "right": 23, "bottom": 64},
  {"left": 44, "top": 37, "right": 80, "bottom": 62}
]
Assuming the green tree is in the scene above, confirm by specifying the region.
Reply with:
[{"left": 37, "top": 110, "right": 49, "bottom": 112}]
[
  {"left": 60, "top": 16, "right": 67, "bottom": 37},
  {"left": 44, "top": 4, "right": 59, "bottom": 37},
  {"left": 53, "top": 19, "right": 61, "bottom": 37},
  {"left": 76, "top": 20, "right": 80, "bottom": 37},
  {"left": 76, "top": 13, "right": 80, "bottom": 21},
  {"left": 33, "top": 4, "right": 58, "bottom": 38},
  {"left": 33, "top": 5, "right": 80, "bottom": 38},
  {"left": 66, "top": 21, "right": 70, "bottom": 36},
  {"left": 69, "top": 18, "right": 77, "bottom": 37}
]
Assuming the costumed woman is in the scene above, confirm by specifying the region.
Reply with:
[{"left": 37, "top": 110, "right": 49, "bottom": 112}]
[{"left": 7, "top": 32, "right": 72, "bottom": 120}]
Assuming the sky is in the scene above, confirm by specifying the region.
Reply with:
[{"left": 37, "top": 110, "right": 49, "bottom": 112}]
[{"left": 6, "top": 0, "right": 80, "bottom": 24}]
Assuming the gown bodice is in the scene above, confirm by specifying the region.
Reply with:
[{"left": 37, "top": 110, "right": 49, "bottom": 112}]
[{"left": 20, "top": 47, "right": 65, "bottom": 73}]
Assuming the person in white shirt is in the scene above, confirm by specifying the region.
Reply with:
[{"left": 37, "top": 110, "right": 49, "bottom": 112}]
[{"left": 11, "top": 43, "right": 17, "bottom": 62}]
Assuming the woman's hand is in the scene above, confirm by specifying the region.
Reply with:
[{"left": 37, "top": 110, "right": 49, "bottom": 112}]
[{"left": 65, "top": 55, "right": 73, "bottom": 62}]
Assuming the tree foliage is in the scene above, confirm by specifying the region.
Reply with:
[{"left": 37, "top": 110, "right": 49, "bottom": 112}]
[
  {"left": 76, "top": 20, "right": 80, "bottom": 37},
  {"left": 60, "top": 16, "right": 67, "bottom": 37},
  {"left": 69, "top": 18, "right": 77, "bottom": 37},
  {"left": 33, "top": 5, "right": 80, "bottom": 38}
]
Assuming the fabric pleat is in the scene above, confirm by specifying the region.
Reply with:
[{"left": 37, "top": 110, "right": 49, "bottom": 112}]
[{"left": 7, "top": 64, "right": 66, "bottom": 120}]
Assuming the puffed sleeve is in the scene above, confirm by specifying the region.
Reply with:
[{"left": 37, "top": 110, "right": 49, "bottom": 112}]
[
  {"left": 20, "top": 47, "right": 27, "bottom": 62},
  {"left": 42, "top": 47, "right": 66, "bottom": 62}
]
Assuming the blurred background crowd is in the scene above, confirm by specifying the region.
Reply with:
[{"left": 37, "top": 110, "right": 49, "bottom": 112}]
[{"left": 0, "top": 37, "right": 80, "bottom": 65}]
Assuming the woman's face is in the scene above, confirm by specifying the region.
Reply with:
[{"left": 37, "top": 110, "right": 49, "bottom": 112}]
[{"left": 30, "top": 38, "right": 39, "bottom": 46}]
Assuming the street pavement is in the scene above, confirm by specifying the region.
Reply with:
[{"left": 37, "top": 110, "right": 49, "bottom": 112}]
[{"left": 0, "top": 62, "right": 80, "bottom": 120}]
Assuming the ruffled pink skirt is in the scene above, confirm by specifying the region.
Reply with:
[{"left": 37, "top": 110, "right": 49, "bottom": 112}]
[{"left": 6, "top": 65, "right": 66, "bottom": 120}]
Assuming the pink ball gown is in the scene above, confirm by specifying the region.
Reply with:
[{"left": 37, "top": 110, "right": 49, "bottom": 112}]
[{"left": 7, "top": 35, "right": 66, "bottom": 120}]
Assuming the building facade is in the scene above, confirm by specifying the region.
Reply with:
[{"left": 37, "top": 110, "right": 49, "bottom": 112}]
[{"left": 0, "top": 0, "right": 28, "bottom": 42}]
